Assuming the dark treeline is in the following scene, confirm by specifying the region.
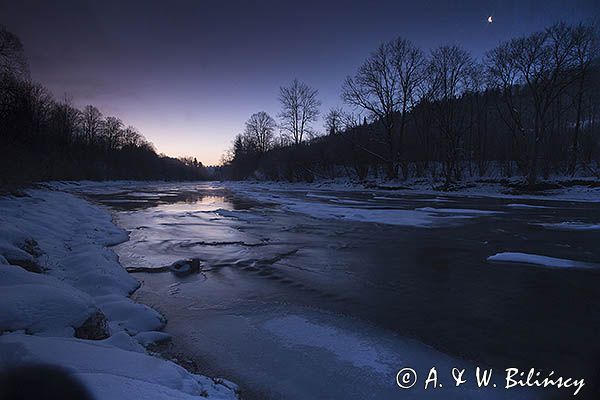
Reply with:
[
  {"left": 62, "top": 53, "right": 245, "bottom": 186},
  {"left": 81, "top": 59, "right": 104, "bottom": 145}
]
[
  {"left": 220, "top": 22, "right": 600, "bottom": 188},
  {"left": 0, "top": 26, "right": 207, "bottom": 186}
]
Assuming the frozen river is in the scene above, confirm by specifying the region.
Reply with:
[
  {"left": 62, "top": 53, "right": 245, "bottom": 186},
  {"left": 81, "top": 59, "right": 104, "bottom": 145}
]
[{"left": 85, "top": 182, "right": 600, "bottom": 399}]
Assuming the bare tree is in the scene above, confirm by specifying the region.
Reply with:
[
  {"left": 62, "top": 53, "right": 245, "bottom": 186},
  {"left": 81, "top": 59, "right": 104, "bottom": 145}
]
[
  {"left": 122, "top": 125, "right": 144, "bottom": 148},
  {"left": 343, "top": 42, "right": 399, "bottom": 178},
  {"left": 505, "top": 24, "right": 579, "bottom": 185},
  {"left": 427, "top": 44, "right": 475, "bottom": 186},
  {"left": 51, "top": 98, "right": 81, "bottom": 146},
  {"left": 0, "top": 25, "right": 28, "bottom": 79},
  {"left": 568, "top": 23, "right": 599, "bottom": 175},
  {"left": 324, "top": 107, "right": 345, "bottom": 135},
  {"left": 486, "top": 39, "right": 526, "bottom": 139},
  {"left": 278, "top": 79, "right": 321, "bottom": 145},
  {"left": 244, "top": 111, "right": 276, "bottom": 153},
  {"left": 391, "top": 38, "right": 426, "bottom": 178},
  {"left": 469, "top": 64, "right": 492, "bottom": 176},
  {"left": 81, "top": 105, "right": 103, "bottom": 145},
  {"left": 343, "top": 37, "right": 424, "bottom": 178},
  {"left": 488, "top": 24, "right": 590, "bottom": 184},
  {"left": 341, "top": 111, "right": 362, "bottom": 131},
  {"left": 103, "top": 116, "right": 123, "bottom": 151}
]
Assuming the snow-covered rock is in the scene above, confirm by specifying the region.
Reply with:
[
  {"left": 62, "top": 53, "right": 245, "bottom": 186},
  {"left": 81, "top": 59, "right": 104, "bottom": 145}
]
[
  {"left": 0, "top": 265, "right": 96, "bottom": 335},
  {"left": 74, "top": 310, "right": 110, "bottom": 340},
  {"left": 97, "top": 295, "right": 165, "bottom": 335}
]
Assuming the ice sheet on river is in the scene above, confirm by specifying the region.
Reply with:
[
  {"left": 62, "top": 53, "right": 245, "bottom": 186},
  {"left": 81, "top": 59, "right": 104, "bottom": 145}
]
[
  {"left": 231, "top": 187, "right": 500, "bottom": 227},
  {"left": 173, "top": 305, "right": 541, "bottom": 399}
]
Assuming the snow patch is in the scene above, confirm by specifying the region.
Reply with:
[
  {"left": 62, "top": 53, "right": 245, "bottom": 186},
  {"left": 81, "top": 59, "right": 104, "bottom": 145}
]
[
  {"left": 96, "top": 295, "right": 165, "bottom": 335},
  {"left": 416, "top": 207, "right": 499, "bottom": 215},
  {"left": 0, "top": 333, "right": 237, "bottom": 400},
  {"left": 535, "top": 222, "right": 600, "bottom": 231},
  {"left": 306, "top": 193, "right": 339, "bottom": 200},
  {"left": 292, "top": 202, "right": 437, "bottom": 226},
  {"left": 487, "top": 252, "right": 598, "bottom": 269},
  {"left": 263, "top": 315, "right": 397, "bottom": 375},
  {"left": 506, "top": 203, "right": 550, "bottom": 209}
]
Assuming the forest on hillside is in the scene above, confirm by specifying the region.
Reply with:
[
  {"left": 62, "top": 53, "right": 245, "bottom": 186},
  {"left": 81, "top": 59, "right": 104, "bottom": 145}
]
[
  {"left": 0, "top": 26, "right": 207, "bottom": 186},
  {"left": 220, "top": 22, "right": 600, "bottom": 188}
]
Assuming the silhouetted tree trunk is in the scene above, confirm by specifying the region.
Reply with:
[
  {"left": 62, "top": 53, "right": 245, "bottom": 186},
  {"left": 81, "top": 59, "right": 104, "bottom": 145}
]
[{"left": 278, "top": 79, "right": 321, "bottom": 145}]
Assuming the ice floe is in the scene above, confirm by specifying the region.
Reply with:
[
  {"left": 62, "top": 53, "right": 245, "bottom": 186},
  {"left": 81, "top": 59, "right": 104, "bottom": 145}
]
[
  {"left": 534, "top": 222, "right": 600, "bottom": 231},
  {"left": 487, "top": 252, "right": 598, "bottom": 269}
]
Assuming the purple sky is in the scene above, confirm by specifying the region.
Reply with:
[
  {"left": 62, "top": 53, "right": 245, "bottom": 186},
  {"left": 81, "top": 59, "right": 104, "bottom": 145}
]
[{"left": 1, "top": 0, "right": 598, "bottom": 165}]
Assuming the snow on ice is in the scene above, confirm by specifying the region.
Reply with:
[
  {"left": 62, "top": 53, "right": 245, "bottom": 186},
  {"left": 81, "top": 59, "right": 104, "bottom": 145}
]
[
  {"left": 505, "top": 203, "right": 550, "bottom": 209},
  {"left": 535, "top": 222, "right": 600, "bottom": 231},
  {"left": 487, "top": 252, "right": 599, "bottom": 269}
]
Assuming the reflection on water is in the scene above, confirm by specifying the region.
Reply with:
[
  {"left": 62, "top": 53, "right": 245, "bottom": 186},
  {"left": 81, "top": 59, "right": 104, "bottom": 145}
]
[{"left": 88, "top": 186, "right": 259, "bottom": 212}]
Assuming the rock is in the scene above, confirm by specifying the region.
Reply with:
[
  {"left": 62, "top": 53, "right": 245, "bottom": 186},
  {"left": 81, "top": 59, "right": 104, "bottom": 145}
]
[
  {"left": 6, "top": 257, "right": 44, "bottom": 273},
  {"left": 126, "top": 258, "right": 202, "bottom": 276},
  {"left": 1, "top": 238, "right": 44, "bottom": 273},
  {"left": 23, "top": 238, "right": 43, "bottom": 257},
  {"left": 126, "top": 265, "right": 169, "bottom": 273},
  {"left": 168, "top": 258, "right": 201, "bottom": 276},
  {"left": 74, "top": 310, "right": 110, "bottom": 340}
]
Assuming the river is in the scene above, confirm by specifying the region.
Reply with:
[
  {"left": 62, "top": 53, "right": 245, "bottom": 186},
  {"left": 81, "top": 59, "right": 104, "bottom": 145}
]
[{"left": 84, "top": 181, "right": 600, "bottom": 399}]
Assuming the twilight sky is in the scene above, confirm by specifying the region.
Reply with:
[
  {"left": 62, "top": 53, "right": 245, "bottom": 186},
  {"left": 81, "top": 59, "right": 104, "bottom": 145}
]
[{"left": 0, "top": 0, "right": 598, "bottom": 165}]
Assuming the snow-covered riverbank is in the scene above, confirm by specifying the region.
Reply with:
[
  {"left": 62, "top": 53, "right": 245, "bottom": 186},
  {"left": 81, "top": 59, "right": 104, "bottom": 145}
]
[{"left": 0, "top": 189, "right": 239, "bottom": 399}]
